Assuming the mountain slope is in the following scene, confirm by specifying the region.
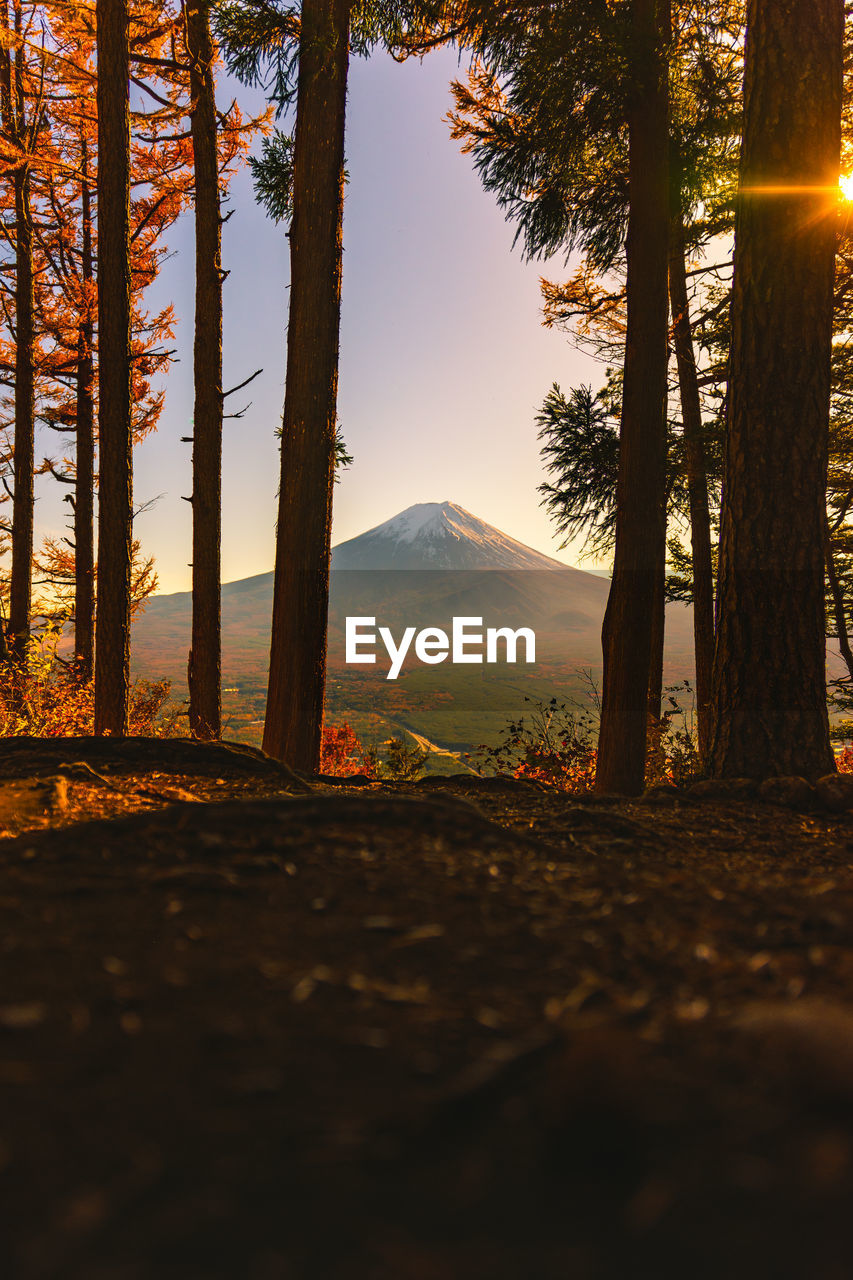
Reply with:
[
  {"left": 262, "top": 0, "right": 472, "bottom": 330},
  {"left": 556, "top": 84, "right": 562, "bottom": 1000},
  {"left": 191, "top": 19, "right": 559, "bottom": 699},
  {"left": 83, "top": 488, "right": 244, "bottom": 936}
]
[
  {"left": 133, "top": 503, "right": 620, "bottom": 676},
  {"left": 131, "top": 501, "right": 698, "bottom": 749},
  {"left": 330, "top": 501, "right": 569, "bottom": 570}
]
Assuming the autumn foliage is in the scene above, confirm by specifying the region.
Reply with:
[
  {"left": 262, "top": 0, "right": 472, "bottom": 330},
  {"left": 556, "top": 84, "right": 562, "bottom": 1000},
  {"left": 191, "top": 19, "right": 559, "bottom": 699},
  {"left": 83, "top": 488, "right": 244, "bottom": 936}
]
[
  {"left": 318, "top": 723, "right": 432, "bottom": 781},
  {"left": 470, "top": 694, "right": 702, "bottom": 793},
  {"left": 0, "top": 0, "right": 267, "bottom": 706},
  {"left": 319, "top": 721, "right": 376, "bottom": 778},
  {"left": 0, "top": 625, "right": 178, "bottom": 737}
]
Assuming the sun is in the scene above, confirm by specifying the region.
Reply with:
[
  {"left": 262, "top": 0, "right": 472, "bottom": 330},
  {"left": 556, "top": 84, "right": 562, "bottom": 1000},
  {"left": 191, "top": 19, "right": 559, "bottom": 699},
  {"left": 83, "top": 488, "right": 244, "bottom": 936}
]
[{"left": 840, "top": 174, "right": 853, "bottom": 201}]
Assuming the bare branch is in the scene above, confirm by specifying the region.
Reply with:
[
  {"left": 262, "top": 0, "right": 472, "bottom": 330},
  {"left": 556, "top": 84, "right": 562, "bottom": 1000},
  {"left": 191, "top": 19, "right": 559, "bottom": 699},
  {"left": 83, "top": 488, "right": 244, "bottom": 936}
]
[{"left": 223, "top": 368, "right": 262, "bottom": 399}]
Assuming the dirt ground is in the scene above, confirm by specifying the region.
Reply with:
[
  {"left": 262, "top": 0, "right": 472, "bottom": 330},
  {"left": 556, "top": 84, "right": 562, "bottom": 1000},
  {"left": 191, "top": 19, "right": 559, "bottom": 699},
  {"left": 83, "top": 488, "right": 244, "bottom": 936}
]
[{"left": 3, "top": 737, "right": 853, "bottom": 1278}]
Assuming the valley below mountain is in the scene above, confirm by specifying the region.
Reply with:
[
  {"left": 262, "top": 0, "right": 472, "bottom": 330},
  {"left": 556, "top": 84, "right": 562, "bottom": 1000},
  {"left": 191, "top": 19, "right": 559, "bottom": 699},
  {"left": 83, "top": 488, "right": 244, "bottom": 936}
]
[{"left": 133, "top": 503, "right": 697, "bottom": 751}]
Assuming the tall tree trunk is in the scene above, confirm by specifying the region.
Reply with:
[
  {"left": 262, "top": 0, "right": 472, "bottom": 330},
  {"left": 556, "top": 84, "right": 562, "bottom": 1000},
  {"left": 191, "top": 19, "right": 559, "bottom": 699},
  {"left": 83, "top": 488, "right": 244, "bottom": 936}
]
[
  {"left": 262, "top": 0, "right": 349, "bottom": 770},
  {"left": 186, "top": 0, "right": 223, "bottom": 741},
  {"left": 9, "top": 162, "right": 34, "bottom": 662},
  {"left": 94, "top": 0, "right": 132, "bottom": 736},
  {"left": 75, "top": 140, "right": 95, "bottom": 681},
  {"left": 595, "top": 0, "right": 670, "bottom": 795},
  {"left": 668, "top": 205, "right": 715, "bottom": 762},
  {"left": 709, "top": 0, "right": 842, "bottom": 779}
]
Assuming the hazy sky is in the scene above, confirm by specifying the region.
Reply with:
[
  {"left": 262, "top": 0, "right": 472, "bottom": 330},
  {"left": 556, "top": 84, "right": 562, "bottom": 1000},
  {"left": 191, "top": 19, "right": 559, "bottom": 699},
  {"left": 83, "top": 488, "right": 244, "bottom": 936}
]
[{"left": 39, "top": 46, "right": 601, "bottom": 595}]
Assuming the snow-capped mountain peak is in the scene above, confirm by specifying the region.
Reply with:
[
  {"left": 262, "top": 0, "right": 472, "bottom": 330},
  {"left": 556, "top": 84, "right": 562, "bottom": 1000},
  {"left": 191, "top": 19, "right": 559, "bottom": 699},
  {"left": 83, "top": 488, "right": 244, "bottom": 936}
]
[
  {"left": 331, "top": 501, "right": 568, "bottom": 571},
  {"left": 377, "top": 501, "right": 452, "bottom": 544}
]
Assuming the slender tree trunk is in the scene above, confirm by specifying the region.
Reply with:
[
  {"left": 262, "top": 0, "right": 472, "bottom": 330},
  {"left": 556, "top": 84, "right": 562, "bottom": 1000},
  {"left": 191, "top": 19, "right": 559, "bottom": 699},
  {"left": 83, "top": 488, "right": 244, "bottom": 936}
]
[
  {"left": 826, "top": 530, "right": 853, "bottom": 680},
  {"left": 75, "top": 141, "right": 95, "bottom": 681},
  {"left": 0, "top": 13, "right": 14, "bottom": 667},
  {"left": 648, "top": 563, "right": 665, "bottom": 724},
  {"left": 668, "top": 206, "right": 715, "bottom": 761},
  {"left": 709, "top": 0, "right": 842, "bottom": 779},
  {"left": 644, "top": 560, "right": 666, "bottom": 782},
  {"left": 9, "top": 162, "right": 34, "bottom": 662},
  {"left": 595, "top": 0, "right": 670, "bottom": 795},
  {"left": 186, "top": 0, "right": 223, "bottom": 740},
  {"left": 94, "top": 0, "right": 132, "bottom": 736},
  {"left": 262, "top": 0, "right": 349, "bottom": 770}
]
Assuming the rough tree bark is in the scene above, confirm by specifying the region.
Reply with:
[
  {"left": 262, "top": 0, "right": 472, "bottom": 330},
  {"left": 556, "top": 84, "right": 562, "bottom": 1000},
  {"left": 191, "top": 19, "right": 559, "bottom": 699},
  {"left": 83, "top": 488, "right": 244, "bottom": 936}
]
[
  {"left": 94, "top": 0, "right": 132, "bottom": 736},
  {"left": 9, "top": 162, "right": 34, "bottom": 663},
  {"left": 75, "top": 138, "right": 95, "bottom": 681},
  {"left": 186, "top": 0, "right": 223, "bottom": 741},
  {"left": 5, "top": 0, "right": 34, "bottom": 664},
  {"left": 668, "top": 203, "right": 715, "bottom": 761},
  {"left": 595, "top": 0, "right": 670, "bottom": 795},
  {"left": 709, "top": 0, "right": 842, "bottom": 779},
  {"left": 262, "top": 0, "right": 349, "bottom": 771}
]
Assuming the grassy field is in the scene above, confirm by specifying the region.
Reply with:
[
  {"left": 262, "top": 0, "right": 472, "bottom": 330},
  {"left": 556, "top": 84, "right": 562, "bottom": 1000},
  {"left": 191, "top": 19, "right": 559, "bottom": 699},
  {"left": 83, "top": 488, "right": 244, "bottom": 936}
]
[
  {"left": 204, "top": 655, "right": 609, "bottom": 764},
  {"left": 148, "top": 640, "right": 694, "bottom": 762},
  {"left": 133, "top": 567, "right": 698, "bottom": 759}
]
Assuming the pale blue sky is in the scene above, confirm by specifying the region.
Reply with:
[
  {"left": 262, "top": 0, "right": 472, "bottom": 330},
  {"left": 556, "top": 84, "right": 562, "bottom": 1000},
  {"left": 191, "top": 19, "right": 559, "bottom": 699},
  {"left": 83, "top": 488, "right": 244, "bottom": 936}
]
[{"left": 39, "top": 46, "right": 601, "bottom": 594}]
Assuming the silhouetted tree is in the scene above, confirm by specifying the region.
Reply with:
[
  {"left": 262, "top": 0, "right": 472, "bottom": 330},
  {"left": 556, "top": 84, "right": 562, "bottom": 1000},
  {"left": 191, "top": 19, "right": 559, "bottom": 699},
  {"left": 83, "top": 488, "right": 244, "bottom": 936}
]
[
  {"left": 94, "top": 0, "right": 132, "bottom": 735},
  {"left": 262, "top": 0, "right": 349, "bottom": 769},
  {"left": 668, "top": 189, "right": 714, "bottom": 760},
  {"left": 186, "top": 0, "right": 223, "bottom": 740},
  {"left": 218, "top": 0, "right": 427, "bottom": 769},
  {"left": 709, "top": 0, "right": 842, "bottom": 778},
  {"left": 537, "top": 383, "right": 619, "bottom": 557},
  {"left": 75, "top": 138, "right": 96, "bottom": 680},
  {"left": 595, "top": 0, "right": 670, "bottom": 794},
  {"left": 447, "top": 0, "right": 741, "bottom": 789},
  {"left": 1, "top": 1, "right": 38, "bottom": 662}
]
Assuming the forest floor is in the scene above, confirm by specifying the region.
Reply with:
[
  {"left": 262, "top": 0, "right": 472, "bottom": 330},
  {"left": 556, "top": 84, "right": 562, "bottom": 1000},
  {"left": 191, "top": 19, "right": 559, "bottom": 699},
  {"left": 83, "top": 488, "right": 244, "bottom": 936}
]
[{"left": 3, "top": 738, "right": 853, "bottom": 1278}]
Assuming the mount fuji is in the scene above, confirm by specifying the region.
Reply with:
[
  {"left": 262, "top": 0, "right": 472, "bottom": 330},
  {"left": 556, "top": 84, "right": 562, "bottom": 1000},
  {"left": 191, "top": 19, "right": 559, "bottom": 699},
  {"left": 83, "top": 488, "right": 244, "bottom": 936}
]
[
  {"left": 133, "top": 500, "right": 617, "bottom": 674},
  {"left": 131, "top": 502, "right": 695, "bottom": 749},
  {"left": 331, "top": 501, "right": 569, "bottom": 571},
  {"left": 133, "top": 500, "right": 694, "bottom": 676}
]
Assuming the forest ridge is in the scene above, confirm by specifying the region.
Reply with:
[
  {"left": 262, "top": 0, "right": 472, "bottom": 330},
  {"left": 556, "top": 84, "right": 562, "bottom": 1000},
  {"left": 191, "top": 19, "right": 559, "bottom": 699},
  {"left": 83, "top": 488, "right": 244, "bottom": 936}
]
[{"left": 0, "top": 0, "right": 850, "bottom": 797}]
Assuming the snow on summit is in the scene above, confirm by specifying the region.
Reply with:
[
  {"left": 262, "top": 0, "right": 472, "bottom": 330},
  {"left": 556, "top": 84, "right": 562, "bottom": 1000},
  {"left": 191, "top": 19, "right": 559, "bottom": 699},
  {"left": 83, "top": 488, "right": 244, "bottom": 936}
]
[
  {"left": 379, "top": 501, "right": 449, "bottom": 543},
  {"left": 331, "top": 502, "right": 568, "bottom": 571}
]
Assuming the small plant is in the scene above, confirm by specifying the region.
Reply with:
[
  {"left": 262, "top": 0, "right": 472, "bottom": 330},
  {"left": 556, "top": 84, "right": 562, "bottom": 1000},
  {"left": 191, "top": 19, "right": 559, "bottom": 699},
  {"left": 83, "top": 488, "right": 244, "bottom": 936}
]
[
  {"left": 646, "top": 682, "right": 702, "bottom": 788},
  {"left": 376, "top": 736, "right": 430, "bottom": 782},
  {"left": 469, "top": 695, "right": 598, "bottom": 791},
  {"left": 0, "top": 624, "right": 181, "bottom": 738},
  {"left": 319, "top": 721, "right": 376, "bottom": 777},
  {"left": 320, "top": 726, "right": 428, "bottom": 782},
  {"left": 469, "top": 682, "right": 702, "bottom": 793},
  {"left": 827, "top": 677, "right": 853, "bottom": 744}
]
